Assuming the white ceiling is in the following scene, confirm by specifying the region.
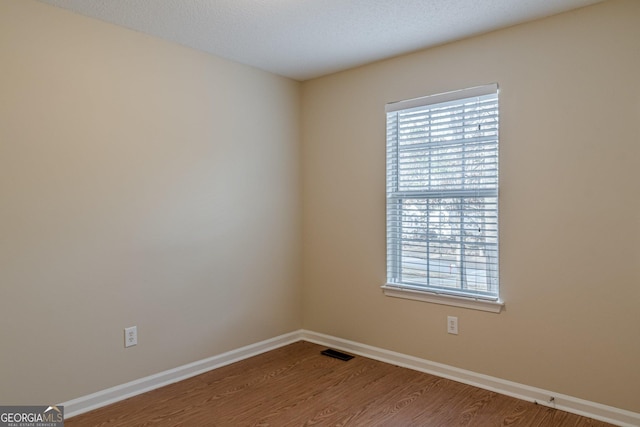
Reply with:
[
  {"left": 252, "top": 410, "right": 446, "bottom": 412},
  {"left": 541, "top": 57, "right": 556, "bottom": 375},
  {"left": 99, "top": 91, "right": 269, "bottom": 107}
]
[{"left": 36, "top": 0, "right": 604, "bottom": 81}]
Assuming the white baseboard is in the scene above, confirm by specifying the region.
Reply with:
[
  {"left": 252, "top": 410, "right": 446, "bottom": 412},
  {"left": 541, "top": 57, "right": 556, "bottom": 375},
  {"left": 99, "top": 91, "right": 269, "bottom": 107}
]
[
  {"left": 300, "top": 330, "right": 640, "bottom": 427},
  {"left": 61, "top": 329, "right": 640, "bottom": 426},
  {"left": 60, "top": 331, "right": 301, "bottom": 418}
]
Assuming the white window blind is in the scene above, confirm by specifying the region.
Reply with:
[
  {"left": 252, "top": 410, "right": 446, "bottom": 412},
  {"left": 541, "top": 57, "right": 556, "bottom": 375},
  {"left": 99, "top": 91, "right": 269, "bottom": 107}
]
[{"left": 385, "top": 84, "right": 499, "bottom": 301}]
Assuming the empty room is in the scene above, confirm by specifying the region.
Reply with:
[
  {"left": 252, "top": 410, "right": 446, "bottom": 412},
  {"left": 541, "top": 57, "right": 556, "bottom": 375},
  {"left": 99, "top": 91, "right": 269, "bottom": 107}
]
[{"left": 1, "top": 0, "right": 638, "bottom": 425}]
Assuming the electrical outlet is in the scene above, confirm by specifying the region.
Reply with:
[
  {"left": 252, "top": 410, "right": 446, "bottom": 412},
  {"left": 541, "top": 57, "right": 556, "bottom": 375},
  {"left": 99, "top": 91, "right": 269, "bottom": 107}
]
[
  {"left": 124, "top": 326, "right": 137, "bottom": 348},
  {"left": 447, "top": 316, "right": 458, "bottom": 335}
]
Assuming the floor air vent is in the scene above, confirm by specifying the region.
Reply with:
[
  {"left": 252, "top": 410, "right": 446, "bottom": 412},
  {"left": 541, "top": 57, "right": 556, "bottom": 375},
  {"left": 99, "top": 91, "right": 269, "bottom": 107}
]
[{"left": 321, "top": 348, "right": 354, "bottom": 361}]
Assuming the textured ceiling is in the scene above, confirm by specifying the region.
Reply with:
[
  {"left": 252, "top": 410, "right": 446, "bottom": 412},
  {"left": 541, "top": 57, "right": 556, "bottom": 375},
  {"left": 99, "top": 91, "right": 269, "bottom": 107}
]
[{"left": 36, "top": 0, "right": 604, "bottom": 81}]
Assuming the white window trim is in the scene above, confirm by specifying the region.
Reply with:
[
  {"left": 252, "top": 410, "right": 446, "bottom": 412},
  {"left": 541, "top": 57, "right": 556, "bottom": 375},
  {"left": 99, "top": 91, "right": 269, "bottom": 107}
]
[
  {"left": 385, "top": 84, "right": 498, "bottom": 114},
  {"left": 385, "top": 83, "right": 503, "bottom": 312},
  {"left": 381, "top": 283, "right": 504, "bottom": 313}
]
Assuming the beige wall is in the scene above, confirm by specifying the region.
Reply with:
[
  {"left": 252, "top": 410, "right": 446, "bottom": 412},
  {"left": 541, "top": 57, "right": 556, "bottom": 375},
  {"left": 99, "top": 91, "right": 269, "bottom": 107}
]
[
  {"left": 0, "top": 0, "right": 301, "bottom": 404},
  {"left": 301, "top": 0, "right": 640, "bottom": 413}
]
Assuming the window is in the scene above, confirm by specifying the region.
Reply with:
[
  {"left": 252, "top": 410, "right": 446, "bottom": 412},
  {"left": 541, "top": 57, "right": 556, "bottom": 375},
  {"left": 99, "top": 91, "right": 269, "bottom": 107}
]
[{"left": 383, "top": 84, "right": 502, "bottom": 312}]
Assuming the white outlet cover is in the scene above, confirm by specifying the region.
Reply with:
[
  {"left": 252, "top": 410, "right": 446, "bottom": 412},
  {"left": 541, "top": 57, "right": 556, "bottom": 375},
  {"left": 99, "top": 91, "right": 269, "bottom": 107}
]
[
  {"left": 447, "top": 316, "right": 459, "bottom": 335},
  {"left": 124, "top": 326, "right": 137, "bottom": 347}
]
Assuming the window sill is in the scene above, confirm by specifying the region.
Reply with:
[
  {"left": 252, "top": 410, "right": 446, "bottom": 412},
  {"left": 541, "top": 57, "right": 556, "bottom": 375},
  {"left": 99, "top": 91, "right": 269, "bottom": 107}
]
[{"left": 381, "top": 284, "right": 504, "bottom": 313}]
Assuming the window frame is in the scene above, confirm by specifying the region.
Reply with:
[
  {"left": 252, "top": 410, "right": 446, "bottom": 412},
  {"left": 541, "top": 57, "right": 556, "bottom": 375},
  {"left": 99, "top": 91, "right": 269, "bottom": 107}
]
[{"left": 383, "top": 84, "right": 504, "bottom": 313}]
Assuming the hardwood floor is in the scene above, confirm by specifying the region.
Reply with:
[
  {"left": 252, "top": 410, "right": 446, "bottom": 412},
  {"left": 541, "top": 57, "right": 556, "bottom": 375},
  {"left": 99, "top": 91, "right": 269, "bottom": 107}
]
[{"left": 66, "top": 341, "right": 614, "bottom": 426}]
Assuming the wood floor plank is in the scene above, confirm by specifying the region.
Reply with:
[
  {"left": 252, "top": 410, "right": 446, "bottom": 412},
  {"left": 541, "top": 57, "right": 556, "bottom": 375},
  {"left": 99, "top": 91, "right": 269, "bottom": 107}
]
[{"left": 65, "top": 341, "right": 615, "bottom": 426}]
